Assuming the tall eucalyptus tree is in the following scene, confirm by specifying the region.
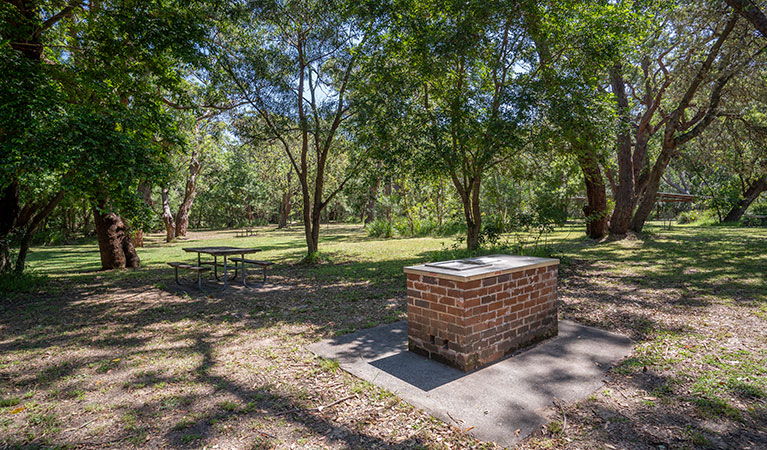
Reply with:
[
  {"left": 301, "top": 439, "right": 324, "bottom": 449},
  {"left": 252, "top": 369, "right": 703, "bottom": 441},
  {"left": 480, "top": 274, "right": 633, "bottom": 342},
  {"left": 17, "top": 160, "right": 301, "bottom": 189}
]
[
  {"left": 217, "top": 0, "right": 377, "bottom": 259},
  {"left": 362, "top": 0, "right": 535, "bottom": 250},
  {"left": 608, "top": 2, "right": 767, "bottom": 234}
]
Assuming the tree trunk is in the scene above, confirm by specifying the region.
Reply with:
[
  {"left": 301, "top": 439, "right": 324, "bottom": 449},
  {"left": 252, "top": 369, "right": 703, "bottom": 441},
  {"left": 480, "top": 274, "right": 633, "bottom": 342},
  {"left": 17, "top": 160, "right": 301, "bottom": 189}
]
[
  {"left": 629, "top": 146, "right": 675, "bottom": 232},
  {"left": 454, "top": 177, "right": 482, "bottom": 251},
  {"left": 577, "top": 151, "right": 609, "bottom": 239},
  {"left": 161, "top": 188, "right": 176, "bottom": 242},
  {"left": 278, "top": 191, "right": 292, "bottom": 228},
  {"left": 364, "top": 177, "right": 379, "bottom": 225},
  {"left": 723, "top": 175, "right": 767, "bottom": 222},
  {"left": 92, "top": 200, "right": 140, "bottom": 270},
  {"left": 304, "top": 200, "right": 320, "bottom": 257},
  {"left": 14, "top": 191, "right": 65, "bottom": 273},
  {"left": 725, "top": 0, "right": 767, "bottom": 37},
  {"left": 132, "top": 183, "right": 153, "bottom": 248},
  {"left": 436, "top": 179, "right": 444, "bottom": 232},
  {"left": 175, "top": 145, "right": 201, "bottom": 237},
  {"left": 174, "top": 193, "right": 195, "bottom": 237},
  {"left": 0, "top": 182, "right": 20, "bottom": 273},
  {"left": 608, "top": 64, "right": 637, "bottom": 236}
]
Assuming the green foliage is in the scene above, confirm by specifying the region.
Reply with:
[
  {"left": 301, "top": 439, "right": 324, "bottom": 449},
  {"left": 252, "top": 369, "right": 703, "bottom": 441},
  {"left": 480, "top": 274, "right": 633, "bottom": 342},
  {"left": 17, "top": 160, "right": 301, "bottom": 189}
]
[
  {"left": 0, "top": 271, "right": 48, "bottom": 294},
  {"left": 366, "top": 219, "right": 392, "bottom": 238},
  {"left": 676, "top": 210, "right": 700, "bottom": 224}
]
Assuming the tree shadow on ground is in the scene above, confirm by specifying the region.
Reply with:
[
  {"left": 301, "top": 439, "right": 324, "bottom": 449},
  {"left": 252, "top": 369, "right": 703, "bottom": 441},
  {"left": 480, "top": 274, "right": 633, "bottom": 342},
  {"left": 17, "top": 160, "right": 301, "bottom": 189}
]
[{"left": 2, "top": 224, "right": 765, "bottom": 448}]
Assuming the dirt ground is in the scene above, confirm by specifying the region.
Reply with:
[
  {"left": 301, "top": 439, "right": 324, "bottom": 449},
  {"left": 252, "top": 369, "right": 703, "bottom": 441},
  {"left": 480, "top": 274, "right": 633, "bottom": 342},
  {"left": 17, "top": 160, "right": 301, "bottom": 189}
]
[{"left": 1, "top": 226, "right": 765, "bottom": 449}]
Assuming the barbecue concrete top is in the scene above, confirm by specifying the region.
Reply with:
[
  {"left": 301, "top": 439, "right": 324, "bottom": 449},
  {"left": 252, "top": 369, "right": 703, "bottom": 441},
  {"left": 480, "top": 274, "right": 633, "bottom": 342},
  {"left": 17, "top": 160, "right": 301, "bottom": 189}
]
[{"left": 404, "top": 254, "right": 559, "bottom": 282}]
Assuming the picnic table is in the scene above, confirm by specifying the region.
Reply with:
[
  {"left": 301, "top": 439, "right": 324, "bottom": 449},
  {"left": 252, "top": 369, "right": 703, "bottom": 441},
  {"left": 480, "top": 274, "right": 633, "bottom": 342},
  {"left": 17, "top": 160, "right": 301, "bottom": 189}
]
[{"left": 182, "top": 246, "right": 264, "bottom": 289}]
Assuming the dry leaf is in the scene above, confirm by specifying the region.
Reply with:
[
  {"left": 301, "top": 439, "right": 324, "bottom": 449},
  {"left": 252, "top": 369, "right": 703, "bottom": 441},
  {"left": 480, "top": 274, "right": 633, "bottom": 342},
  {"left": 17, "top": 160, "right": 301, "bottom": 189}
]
[
  {"left": 112, "top": 358, "right": 120, "bottom": 362},
  {"left": 514, "top": 428, "right": 520, "bottom": 437},
  {"left": 10, "top": 406, "right": 25, "bottom": 414},
  {"left": 464, "top": 426, "right": 474, "bottom": 432}
]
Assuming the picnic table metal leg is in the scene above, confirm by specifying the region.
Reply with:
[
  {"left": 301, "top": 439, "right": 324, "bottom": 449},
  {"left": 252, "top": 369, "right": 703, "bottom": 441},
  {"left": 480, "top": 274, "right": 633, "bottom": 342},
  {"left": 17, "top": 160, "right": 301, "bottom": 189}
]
[
  {"left": 223, "top": 256, "right": 228, "bottom": 289},
  {"left": 174, "top": 267, "right": 181, "bottom": 285},
  {"left": 241, "top": 253, "right": 247, "bottom": 286}
]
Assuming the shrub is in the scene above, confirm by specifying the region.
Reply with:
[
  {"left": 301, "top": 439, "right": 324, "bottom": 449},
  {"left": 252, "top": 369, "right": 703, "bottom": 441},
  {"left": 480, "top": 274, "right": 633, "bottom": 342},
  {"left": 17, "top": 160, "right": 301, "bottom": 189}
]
[
  {"left": 434, "top": 220, "right": 466, "bottom": 237},
  {"left": 0, "top": 271, "right": 48, "bottom": 295},
  {"left": 392, "top": 218, "right": 410, "bottom": 236},
  {"left": 677, "top": 210, "right": 699, "bottom": 224},
  {"left": 366, "top": 219, "right": 392, "bottom": 238}
]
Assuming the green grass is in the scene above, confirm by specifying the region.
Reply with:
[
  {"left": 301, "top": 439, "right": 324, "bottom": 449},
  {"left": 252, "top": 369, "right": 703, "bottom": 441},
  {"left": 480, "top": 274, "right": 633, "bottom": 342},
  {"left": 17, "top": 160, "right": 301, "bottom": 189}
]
[{"left": 1, "top": 222, "right": 766, "bottom": 449}]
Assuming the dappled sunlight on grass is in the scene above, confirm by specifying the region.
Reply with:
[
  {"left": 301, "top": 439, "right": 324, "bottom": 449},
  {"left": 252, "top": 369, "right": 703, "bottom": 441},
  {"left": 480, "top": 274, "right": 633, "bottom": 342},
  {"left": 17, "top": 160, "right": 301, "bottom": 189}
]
[{"left": 2, "top": 222, "right": 766, "bottom": 448}]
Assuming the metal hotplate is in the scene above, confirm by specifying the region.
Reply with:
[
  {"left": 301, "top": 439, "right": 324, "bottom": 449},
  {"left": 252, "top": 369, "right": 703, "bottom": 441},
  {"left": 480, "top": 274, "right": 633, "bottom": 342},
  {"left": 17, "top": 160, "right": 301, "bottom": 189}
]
[{"left": 424, "top": 258, "right": 494, "bottom": 272}]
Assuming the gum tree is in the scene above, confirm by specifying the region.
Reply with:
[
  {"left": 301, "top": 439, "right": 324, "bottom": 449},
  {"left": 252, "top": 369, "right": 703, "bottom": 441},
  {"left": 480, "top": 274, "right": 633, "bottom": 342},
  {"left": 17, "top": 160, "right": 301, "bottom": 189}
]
[
  {"left": 0, "top": 0, "right": 217, "bottom": 271},
  {"left": 364, "top": 0, "right": 534, "bottom": 250},
  {"left": 217, "top": 0, "right": 376, "bottom": 259},
  {"left": 608, "top": 2, "right": 767, "bottom": 234}
]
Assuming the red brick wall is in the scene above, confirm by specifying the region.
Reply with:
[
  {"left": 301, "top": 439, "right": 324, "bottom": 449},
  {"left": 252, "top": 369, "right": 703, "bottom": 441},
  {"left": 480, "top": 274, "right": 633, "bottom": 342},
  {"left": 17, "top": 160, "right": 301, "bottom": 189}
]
[{"left": 406, "top": 264, "right": 558, "bottom": 372}]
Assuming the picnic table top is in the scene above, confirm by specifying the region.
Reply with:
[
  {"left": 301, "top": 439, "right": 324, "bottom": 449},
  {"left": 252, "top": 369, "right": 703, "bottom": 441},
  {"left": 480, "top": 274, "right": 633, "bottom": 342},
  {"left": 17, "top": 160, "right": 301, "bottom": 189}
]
[{"left": 183, "top": 246, "right": 262, "bottom": 256}]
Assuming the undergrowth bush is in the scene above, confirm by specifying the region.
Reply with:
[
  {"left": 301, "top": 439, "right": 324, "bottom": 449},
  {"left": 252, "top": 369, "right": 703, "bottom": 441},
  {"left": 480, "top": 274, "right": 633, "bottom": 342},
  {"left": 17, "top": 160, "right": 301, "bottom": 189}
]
[
  {"left": 677, "top": 210, "right": 700, "bottom": 224},
  {"left": 366, "top": 219, "right": 392, "bottom": 238},
  {"left": 677, "top": 209, "right": 718, "bottom": 225},
  {"left": 0, "top": 271, "right": 48, "bottom": 295}
]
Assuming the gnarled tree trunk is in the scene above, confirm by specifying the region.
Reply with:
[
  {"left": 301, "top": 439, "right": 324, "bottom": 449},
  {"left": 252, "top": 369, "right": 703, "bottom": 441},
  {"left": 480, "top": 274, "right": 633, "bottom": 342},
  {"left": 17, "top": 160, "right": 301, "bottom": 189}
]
[
  {"left": 723, "top": 175, "right": 767, "bottom": 222},
  {"left": 725, "top": 0, "right": 767, "bottom": 37},
  {"left": 92, "top": 200, "right": 140, "bottom": 270}
]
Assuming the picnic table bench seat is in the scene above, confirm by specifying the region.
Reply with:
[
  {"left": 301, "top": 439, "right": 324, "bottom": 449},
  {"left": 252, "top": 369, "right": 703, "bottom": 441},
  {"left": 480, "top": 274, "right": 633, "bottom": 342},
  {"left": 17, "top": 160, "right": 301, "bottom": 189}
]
[
  {"left": 236, "top": 228, "right": 256, "bottom": 237},
  {"left": 230, "top": 257, "right": 274, "bottom": 284},
  {"left": 168, "top": 262, "right": 211, "bottom": 290}
]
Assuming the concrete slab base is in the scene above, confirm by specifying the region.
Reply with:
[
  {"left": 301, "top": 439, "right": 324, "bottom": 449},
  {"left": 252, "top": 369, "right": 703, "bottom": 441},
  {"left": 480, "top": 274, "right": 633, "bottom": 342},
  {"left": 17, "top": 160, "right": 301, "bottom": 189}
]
[{"left": 307, "top": 320, "right": 633, "bottom": 447}]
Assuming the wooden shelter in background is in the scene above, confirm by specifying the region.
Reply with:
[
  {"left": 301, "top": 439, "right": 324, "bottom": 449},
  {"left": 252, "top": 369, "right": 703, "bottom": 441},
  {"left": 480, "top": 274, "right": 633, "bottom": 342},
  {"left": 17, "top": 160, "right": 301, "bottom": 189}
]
[
  {"left": 655, "top": 192, "right": 698, "bottom": 203},
  {"left": 572, "top": 192, "right": 699, "bottom": 204}
]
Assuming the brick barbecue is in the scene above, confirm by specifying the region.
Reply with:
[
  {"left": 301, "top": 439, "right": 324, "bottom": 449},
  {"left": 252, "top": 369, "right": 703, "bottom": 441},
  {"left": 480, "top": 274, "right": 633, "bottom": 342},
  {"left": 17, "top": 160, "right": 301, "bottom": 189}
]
[{"left": 404, "top": 255, "right": 559, "bottom": 372}]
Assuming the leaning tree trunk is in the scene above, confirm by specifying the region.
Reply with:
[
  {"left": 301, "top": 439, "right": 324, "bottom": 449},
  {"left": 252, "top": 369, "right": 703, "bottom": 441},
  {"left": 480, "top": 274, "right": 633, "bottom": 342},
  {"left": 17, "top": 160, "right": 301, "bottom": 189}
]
[
  {"left": 175, "top": 146, "right": 201, "bottom": 237},
  {"left": 92, "top": 201, "right": 140, "bottom": 270},
  {"left": 577, "top": 151, "right": 609, "bottom": 239},
  {"left": 161, "top": 188, "right": 176, "bottom": 243},
  {"left": 629, "top": 145, "right": 676, "bottom": 232},
  {"left": 725, "top": 0, "right": 767, "bottom": 37},
  {"left": 14, "top": 191, "right": 65, "bottom": 273},
  {"left": 723, "top": 175, "right": 767, "bottom": 222}
]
